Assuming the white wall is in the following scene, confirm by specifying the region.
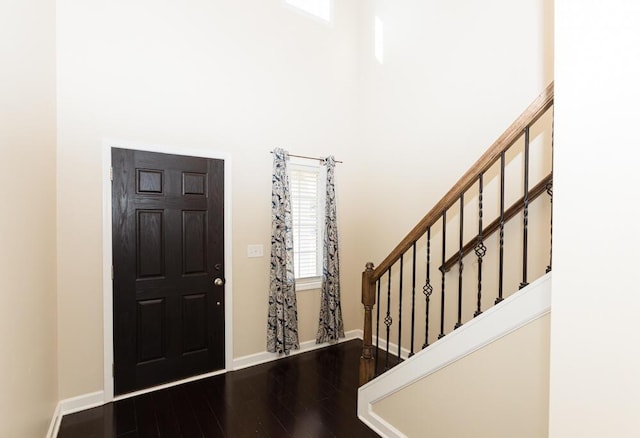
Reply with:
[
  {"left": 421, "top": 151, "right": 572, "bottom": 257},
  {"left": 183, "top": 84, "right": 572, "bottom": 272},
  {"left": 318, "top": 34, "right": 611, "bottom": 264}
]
[
  {"left": 550, "top": 1, "right": 640, "bottom": 436},
  {"left": 56, "top": 0, "right": 363, "bottom": 398},
  {"left": 0, "top": 0, "right": 58, "bottom": 436}
]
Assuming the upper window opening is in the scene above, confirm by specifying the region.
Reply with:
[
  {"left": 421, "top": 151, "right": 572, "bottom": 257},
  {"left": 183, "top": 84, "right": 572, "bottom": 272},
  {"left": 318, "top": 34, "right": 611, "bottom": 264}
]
[
  {"left": 375, "top": 16, "right": 384, "bottom": 64},
  {"left": 284, "top": 0, "right": 333, "bottom": 24}
]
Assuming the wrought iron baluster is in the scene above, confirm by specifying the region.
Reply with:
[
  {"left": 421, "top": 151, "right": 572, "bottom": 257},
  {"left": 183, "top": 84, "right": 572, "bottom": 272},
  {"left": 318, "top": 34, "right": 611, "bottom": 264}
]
[
  {"left": 547, "top": 111, "right": 554, "bottom": 273},
  {"left": 397, "top": 255, "right": 404, "bottom": 363},
  {"left": 384, "top": 268, "right": 392, "bottom": 371},
  {"left": 374, "top": 278, "right": 381, "bottom": 376},
  {"left": 409, "top": 242, "right": 417, "bottom": 357},
  {"left": 546, "top": 182, "right": 553, "bottom": 273},
  {"left": 423, "top": 227, "right": 433, "bottom": 349},
  {"left": 520, "top": 126, "right": 530, "bottom": 289},
  {"left": 496, "top": 152, "right": 505, "bottom": 305},
  {"left": 475, "top": 173, "right": 487, "bottom": 317},
  {"left": 439, "top": 211, "right": 446, "bottom": 339},
  {"left": 455, "top": 195, "right": 464, "bottom": 330}
]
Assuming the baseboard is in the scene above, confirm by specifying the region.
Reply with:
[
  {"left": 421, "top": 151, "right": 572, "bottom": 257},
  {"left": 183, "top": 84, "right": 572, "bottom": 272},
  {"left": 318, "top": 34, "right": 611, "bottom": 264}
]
[
  {"left": 59, "top": 391, "right": 105, "bottom": 416},
  {"left": 46, "top": 402, "right": 62, "bottom": 438},
  {"left": 45, "top": 391, "right": 104, "bottom": 438},
  {"left": 114, "top": 369, "right": 227, "bottom": 402},
  {"left": 371, "top": 335, "right": 412, "bottom": 361},
  {"left": 232, "top": 329, "right": 362, "bottom": 371},
  {"left": 47, "top": 330, "right": 364, "bottom": 436}
]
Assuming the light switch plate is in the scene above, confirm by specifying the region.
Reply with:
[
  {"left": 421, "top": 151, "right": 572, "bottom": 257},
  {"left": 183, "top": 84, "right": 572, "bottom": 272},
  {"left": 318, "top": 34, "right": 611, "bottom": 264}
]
[{"left": 247, "top": 244, "right": 264, "bottom": 258}]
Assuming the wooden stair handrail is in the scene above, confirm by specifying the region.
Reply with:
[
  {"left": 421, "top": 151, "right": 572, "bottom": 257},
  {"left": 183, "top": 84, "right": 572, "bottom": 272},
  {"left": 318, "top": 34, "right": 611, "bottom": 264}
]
[
  {"left": 358, "top": 82, "right": 555, "bottom": 386},
  {"left": 439, "top": 173, "right": 553, "bottom": 273},
  {"left": 371, "top": 82, "right": 554, "bottom": 282}
]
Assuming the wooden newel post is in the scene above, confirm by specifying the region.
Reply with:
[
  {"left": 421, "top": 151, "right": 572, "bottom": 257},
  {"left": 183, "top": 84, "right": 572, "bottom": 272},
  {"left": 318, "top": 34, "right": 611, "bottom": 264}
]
[{"left": 359, "top": 262, "right": 376, "bottom": 386}]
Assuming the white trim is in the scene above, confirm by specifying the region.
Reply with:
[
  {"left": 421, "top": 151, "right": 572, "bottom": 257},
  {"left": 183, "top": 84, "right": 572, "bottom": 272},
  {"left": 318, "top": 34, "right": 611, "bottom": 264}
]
[
  {"left": 46, "top": 403, "right": 62, "bottom": 438},
  {"left": 358, "top": 273, "right": 552, "bottom": 438},
  {"left": 102, "top": 143, "right": 114, "bottom": 401},
  {"left": 102, "top": 139, "right": 233, "bottom": 402},
  {"left": 232, "top": 329, "right": 362, "bottom": 371},
  {"left": 113, "top": 368, "right": 227, "bottom": 402},
  {"left": 295, "top": 276, "right": 322, "bottom": 291},
  {"left": 60, "top": 391, "right": 105, "bottom": 416},
  {"left": 46, "top": 391, "right": 106, "bottom": 437}
]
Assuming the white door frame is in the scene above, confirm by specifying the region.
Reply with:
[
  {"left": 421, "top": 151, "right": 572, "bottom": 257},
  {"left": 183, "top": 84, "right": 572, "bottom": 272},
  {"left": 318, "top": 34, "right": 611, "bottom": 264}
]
[{"left": 102, "top": 139, "right": 234, "bottom": 401}]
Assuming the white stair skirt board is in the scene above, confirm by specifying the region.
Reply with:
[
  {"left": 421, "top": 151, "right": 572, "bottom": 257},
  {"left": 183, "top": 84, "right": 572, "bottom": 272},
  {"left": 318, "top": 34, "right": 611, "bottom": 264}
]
[
  {"left": 46, "top": 403, "right": 62, "bottom": 438},
  {"left": 358, "top": 273, "right": 552, "bottom": 438},
  {"left": 232, "top": 329, "right": 363, "bottom": 371}
]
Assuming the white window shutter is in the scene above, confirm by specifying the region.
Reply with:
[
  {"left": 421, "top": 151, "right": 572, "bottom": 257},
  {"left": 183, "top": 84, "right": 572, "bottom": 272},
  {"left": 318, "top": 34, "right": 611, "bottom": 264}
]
[{"left": 290, "top": 162, "right": 324, "bottom": 280}]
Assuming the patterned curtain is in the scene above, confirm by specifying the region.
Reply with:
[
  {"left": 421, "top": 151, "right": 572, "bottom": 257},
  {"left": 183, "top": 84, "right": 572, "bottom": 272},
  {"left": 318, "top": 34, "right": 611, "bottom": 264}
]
[
  {"left": 316, "top": 156, "right": 345, "bottom": 344},
  {"left": 267, "top": 148, "right": 300, "bottom": 355}
]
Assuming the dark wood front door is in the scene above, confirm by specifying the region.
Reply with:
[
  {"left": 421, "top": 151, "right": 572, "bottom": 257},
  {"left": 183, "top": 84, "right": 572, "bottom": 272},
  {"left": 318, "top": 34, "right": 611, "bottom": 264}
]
[{"left": 112, "top": 148, "right": 225, "bottom": 395}]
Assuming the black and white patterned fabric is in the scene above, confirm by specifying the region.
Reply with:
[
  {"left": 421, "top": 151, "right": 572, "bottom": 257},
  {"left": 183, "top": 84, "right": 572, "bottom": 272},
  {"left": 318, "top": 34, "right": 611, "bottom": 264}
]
[
  {"left": 316, "top": 156, "right": 345, "bottom": 344},
  {"left": 267, "top": 148, "right": 299, "bottom": 355}
]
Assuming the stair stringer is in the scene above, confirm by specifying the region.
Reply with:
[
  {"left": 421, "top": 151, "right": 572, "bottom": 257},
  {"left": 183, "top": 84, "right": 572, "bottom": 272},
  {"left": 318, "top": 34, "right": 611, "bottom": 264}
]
[{"left": 357, "top": 273, "right": 552, "bottom": 438}]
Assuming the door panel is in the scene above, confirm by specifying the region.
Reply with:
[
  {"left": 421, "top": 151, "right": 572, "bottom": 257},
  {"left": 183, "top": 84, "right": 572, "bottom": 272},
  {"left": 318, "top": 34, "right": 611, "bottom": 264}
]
[
  {"left": 182, "top": 210, "right": 207, "bottom": 275},
  {"left": 182, "top": 293, "right": 207, "bottom": 353},
  {"left": 112, "top": 148, "right": 225, "bottom": 395},
  {"left": 137, "top": 299, "right": 165, "bottom": 363},
  {"left": 137, "top": 210, "right": 165, "bottom": 278}
]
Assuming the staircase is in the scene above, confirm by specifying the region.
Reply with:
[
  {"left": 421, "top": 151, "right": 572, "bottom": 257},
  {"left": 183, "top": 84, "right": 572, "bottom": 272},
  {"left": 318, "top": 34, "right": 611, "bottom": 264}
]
[{"left": 357, "top": 83, "right": 554, "bottom": 437}]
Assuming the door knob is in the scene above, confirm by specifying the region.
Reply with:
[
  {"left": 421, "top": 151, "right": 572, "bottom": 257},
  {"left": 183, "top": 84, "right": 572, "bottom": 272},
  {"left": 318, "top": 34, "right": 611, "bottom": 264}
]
[{"left": 213, "top": 278, "right": 225, "bottom": 286}]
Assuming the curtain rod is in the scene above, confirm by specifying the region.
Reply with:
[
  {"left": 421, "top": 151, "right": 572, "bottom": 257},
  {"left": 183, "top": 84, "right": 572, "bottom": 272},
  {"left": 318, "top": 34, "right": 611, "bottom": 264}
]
[{"left": 270, "top": 151, "right": 343, "bottom": 164}]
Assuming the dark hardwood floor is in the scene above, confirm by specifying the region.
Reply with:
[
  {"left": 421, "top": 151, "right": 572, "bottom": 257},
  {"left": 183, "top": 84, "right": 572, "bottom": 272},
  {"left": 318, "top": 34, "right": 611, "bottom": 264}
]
[{"left": 57, "top": 339, "right": 380, "bottom": 438}]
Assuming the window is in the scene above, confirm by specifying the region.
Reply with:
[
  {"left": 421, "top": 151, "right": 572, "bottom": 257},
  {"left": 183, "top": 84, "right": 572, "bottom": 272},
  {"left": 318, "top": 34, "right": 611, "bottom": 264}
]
[
  {"left": 289, "top": 159, "right": 325, "bottom": 290},
  {"left": 375, "top": 16, "right": 384, "bottom": 64},
  {"left": 284, "top": 0, "right": 333, "bottom": 24}
]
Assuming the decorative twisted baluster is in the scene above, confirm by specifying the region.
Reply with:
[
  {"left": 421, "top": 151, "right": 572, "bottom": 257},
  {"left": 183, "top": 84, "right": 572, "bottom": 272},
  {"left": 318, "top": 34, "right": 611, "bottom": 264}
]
[
  {"left": 520, "top": 126, "right": 531, "bottom": 289},
  {"left": 423, "top": 227, "right": 433, "bottom": 349},
  {"left": 475, "top": 173, "right": 487, "bottom": 317},
  {"left": 455, "top": 195, "right": 464, "bottom": 330},
  {"left": 496, "top": 152, "right": 505, "bottom": 305},
  {"left": 384, "top": 268, "right": 392, "bottom": 371},
  {"left": 439, "top": 212, "right": 446, "bottom": 339}
]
